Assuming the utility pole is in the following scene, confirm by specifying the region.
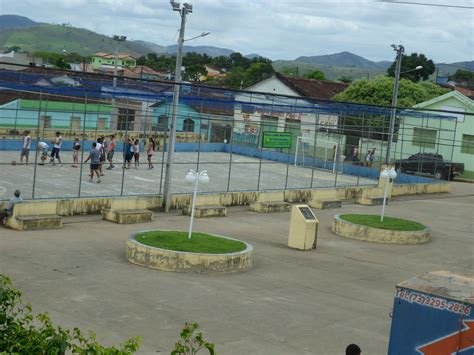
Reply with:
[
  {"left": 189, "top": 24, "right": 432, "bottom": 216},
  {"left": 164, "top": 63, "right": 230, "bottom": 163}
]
[
  {"left": 112, "top": 35, "right": 126, "bottom": 112},
  {"left": 385, "top": 44, "right": 404, "bottom": 164},
  {"left": 163, "top": 1, "right": 192, "bottom": 212}
]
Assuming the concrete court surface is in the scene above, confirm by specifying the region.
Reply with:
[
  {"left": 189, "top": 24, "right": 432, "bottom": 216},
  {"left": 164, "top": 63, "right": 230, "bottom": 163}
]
[
  {"left": 0, "top": 183, "right": 472, "bottom": 355},
  {"left": 0, "top": 151, "right": 375, "bottom": 200}
]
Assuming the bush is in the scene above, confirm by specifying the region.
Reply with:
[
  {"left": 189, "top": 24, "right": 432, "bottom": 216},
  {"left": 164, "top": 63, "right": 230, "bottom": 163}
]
[
  {"left": 0, "top": 274, "right": 141, "bottom": 354},
  {"left": 171, "top": 322, "right": 215, "bottom": 355}
]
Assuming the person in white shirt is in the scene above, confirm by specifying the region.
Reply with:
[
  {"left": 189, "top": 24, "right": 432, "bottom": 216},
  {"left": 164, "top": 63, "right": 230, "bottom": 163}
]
[
  {"left": 20, "top": 131, "right": 32, "bottom": 165},
  {"left": 50, "top": 131, "right": 62, "bottom": 166}
]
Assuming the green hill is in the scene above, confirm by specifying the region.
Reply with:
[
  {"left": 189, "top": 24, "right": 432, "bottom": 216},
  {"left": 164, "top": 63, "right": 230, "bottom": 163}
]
[
  {"left": 0, "top": 24, "right": 153, "bottom": 56},
  {"left": 272, "top": 60, "right": 387, "bottom": 81}
]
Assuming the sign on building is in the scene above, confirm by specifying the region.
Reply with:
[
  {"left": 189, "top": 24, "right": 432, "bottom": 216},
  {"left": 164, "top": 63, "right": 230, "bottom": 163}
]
[{"left": 262, "top": 132, "right": 292, "bottom": 149}]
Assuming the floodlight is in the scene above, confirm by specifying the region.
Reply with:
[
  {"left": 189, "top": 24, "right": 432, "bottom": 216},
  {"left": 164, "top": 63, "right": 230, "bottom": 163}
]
[
  {"left": 185, "top": 170, "right": 195, "bottom": 183},
  {"left": 389, "top": 168, "right": 397, "bottom": 180},
  {"left": 415, "top": 66, "right": 423, "bottom": 70},
  {"left": 183, "top": 3, "right": 193, "bottom": 13},
  {"left": 380, "top": 168, "right": 389, "bottom": 180},
  {"left": 170, "top": 0, "right": 181, "bottom": 11}
]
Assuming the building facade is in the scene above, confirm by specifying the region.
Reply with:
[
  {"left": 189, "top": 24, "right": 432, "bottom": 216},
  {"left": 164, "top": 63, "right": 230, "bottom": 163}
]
[
  {"left": 91, "top": 53, "right": 137, "bottom": 70},
  {"left": 398, "top": 91, "right": 474, "bottom": 173}
]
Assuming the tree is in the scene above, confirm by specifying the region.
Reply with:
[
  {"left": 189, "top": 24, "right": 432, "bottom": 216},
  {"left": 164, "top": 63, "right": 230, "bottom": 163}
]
[
  {"left": 304, "top": 70, "right": 325, "bottom": 80},
  {"left": 182, "top": 64, "right": 207, "bottom": 82},
  {"left": 449, "top": 69, "right": 474, "bottom": 83},
  {"left": 387, "top": 52, "right": 435, "bottom": 82},
  {"left": 337, "top": 76, "right": 353, "bottom": 83},
  {"left": 7, "top": 46, "right": 21, "bottom": 52},
  {"left": 333, "top": 76, "right": 449, "bottom": 107}
]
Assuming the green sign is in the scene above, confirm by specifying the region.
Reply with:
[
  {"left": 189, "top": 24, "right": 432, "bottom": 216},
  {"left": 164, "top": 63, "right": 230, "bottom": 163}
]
[{"left": 262, "top": 132, "right": 292, "bottom": 149}]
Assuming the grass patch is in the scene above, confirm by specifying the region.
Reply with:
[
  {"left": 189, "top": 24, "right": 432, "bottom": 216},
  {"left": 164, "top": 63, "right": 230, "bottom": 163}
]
[
  {"left": 459, "top": 170, "right": 474, "bottom": 180},
  {"left": 135, "top": 231, "right": 247, "bottom": 254},
  {"left": 339, "top": 214, "right": 426, "bottom": 231}
]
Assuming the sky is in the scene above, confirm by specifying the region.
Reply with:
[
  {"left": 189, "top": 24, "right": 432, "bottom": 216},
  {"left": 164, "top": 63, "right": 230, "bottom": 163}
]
[{"left": 1, "top": 0, "right": 473, "bottom": 63}]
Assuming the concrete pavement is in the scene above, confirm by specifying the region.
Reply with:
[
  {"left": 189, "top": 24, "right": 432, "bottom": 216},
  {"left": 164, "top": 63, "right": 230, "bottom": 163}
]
[{"left": 0, "top": 182, "right": 472, "bottom": 354}]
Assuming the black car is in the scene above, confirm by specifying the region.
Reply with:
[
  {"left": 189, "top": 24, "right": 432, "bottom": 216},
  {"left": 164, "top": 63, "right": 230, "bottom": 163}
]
[{"left": 395, "top": 153, "right": 465, "bottom": 180}]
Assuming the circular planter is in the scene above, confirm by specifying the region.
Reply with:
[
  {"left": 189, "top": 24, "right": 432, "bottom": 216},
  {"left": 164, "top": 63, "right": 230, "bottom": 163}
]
[
  {"left": 332, "top": 214, "right": 430, "bottom": 244},
  {"left": 126, "top": 230, "right": 253, "bottom": 273}
]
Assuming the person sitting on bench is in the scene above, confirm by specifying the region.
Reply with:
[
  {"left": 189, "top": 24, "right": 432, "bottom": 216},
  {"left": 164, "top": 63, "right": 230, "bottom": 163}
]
[{"left": 0, "top": 190, "right": 22, "bottom": 225}]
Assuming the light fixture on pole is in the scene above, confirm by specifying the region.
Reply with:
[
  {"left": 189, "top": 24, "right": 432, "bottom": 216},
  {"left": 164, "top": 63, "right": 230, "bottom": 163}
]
[
  {"left": 185, "top": 169, "right": 210, "bottom": 239},
  {"left": 385, "top": 44, "right": 423, "bottom": 164},
  {"left": 380, "top": 167, "right": 397, "bottom": 222},
  {"left": 163, "top": 1, "right": 209, "bottom": 212}
]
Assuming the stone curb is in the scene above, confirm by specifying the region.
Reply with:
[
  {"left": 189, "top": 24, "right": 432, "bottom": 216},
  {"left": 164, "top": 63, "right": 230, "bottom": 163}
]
[{"left": 331, "top": 214, "right": 430, "bottom": 244}]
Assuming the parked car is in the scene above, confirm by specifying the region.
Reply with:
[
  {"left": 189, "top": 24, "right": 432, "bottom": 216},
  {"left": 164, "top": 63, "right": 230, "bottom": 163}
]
[{"left": 395, "top": 153, "right": 464, "bottom": 180}]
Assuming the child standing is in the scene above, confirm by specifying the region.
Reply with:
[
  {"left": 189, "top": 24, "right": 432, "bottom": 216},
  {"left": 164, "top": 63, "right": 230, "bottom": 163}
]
[
  {"left": 72, "top": 138, "right": 81, "bottom": 168},
  {"left": 84, "top": 142, "right": 101, "bottom": 183},
  {"left": 133, "top": 139, "right": 140, "bottom": 168},
  {"left": 147, "top": 137, "right": 155, "bottom": 170}
]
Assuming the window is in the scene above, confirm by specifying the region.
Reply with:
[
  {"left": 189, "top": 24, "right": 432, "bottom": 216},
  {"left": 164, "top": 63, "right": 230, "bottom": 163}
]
[
  {"left": 70, "top": 117, "right": 81, "bottom": 130},
  {"left": 183, "top": 118, "right": 195, "bottom": 132},
  {"left": 412, "top": 128, "right": 437, "bottom": 149},
  {"left": 156, "top": 115, "right": 169, "bottom": 131},
  {"left": 40, "top": 116, "right": 51, "bottom": 129},
  {"left": 117, "top": 108, "right": 135, "bottom": 131},
  {"left": 97, "top": 117, "right": 107, "bottom": 130},
  {"left": 461, "top": 134, "right": 474, "bottom": 154}
]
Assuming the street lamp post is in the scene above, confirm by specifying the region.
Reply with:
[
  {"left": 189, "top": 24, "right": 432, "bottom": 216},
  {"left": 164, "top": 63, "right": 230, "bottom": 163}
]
[
  {"left": 380, "top": 167, "right": 397, "bottom": 222},
  {"left": 163, "top": 1, "right": 209, "bottom": 212},
  {"left": 185, "top": 169, "right": 210, "bottom": 239},
  {"left": 112, "top": 35, "right": 126, "bottom": 108},
  {"left": 385, "top": 44, "right": 423, "bottom": 164}
]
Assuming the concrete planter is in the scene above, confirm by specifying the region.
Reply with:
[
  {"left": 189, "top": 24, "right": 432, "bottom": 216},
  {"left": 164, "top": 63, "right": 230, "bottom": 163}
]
[
  {"left": 332, "top": 214, "right": 430, "bottom": 244},
  {"left": 126, "top": 231, "right": 253, "bottom": 273}
]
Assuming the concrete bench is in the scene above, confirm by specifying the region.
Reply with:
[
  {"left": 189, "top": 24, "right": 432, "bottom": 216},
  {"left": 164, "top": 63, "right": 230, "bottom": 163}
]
[
  {"left": 355, "top": 196, "right": 386, "bottom": 206},
  {"left": 103, "top": 198, "right": 153, "bottom": 224},
  {"left": 183, "top": 205, "right": 227, "bottom": 218},
  {"left": 249, "top": 201, "right": 291, "bottom": 213},
  {"left": 5, "top": 201, "right": 62, "bottom": 231},
  {"left": 309, "top": 199, "right": 342, "bottom": 210}
]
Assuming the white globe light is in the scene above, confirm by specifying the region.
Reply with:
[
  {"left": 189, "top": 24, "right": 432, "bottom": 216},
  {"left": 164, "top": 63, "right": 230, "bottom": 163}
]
[
  {"left": 199, "top": 172, "right": 210, "bottom": 184},
  {"left": 185, "top": 171, "right": 196, "bottom": 183},
  {"left": 380, "top": 168, "right": 389, "bottom": 180},
  {"left": 389, "top": 168, "right": 397, "bottom": 179}
]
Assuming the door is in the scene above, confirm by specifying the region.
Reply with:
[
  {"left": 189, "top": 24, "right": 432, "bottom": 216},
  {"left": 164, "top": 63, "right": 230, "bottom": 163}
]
[
  {"left": 70, "top": 117, "right": 81, "bottom": 130},
  {"left": 284, "top": 118, "right": 301, "bottom": 154}
]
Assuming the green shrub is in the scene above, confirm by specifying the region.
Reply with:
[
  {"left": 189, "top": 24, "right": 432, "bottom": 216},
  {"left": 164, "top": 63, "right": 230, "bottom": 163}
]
[
  {"left": 0, "top": 274, "right": 141, "bottom": 354},
  {"left": 171, "top": 322, "right": 215, "bottom": 355}
]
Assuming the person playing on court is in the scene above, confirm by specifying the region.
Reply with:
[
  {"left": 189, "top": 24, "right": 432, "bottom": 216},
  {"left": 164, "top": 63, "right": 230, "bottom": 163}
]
[
  {"left": 133, "top": 139, "right": 140, "bottom": 168},
  {"left": 147, "top": 137, "right": 155, "bottom": 170},
  {"left": 50, "top": 131, "right": 63, "bottom": 166},
  {"left": 106, "top": 134, "right": 116, "bottom": 170},
  {"left": 37, "top": 141, "right": 49, "bottom": 165},
  {"left": 84, "top": 142, "right": 101, "bottom": 183},
  {"left": 20, "top": 130, "right": 32, "bottom": 165},
  {"left": 72, "top": 137, "right": 81, "bottom": 168}
]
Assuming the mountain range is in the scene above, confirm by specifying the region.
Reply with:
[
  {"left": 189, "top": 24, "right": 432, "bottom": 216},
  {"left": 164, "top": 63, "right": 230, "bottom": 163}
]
[{"left": 0, "top": 14, "right": 472, "bottom": 80}]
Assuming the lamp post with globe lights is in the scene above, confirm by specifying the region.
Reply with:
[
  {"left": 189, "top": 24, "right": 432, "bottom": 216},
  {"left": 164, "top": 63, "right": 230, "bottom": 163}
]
[
  {"left": 380, "top": 167, "right": 397, "bottom": 222},
  {"left": 185, "top": 169, "right": 210, "bottom": 239}
]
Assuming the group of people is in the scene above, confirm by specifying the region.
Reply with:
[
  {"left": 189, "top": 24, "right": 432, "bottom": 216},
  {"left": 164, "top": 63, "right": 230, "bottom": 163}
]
[
  {"left": 18, "top": 131, "right": 158, "bottom": 183},
  {"left": 351, "top": 145, "right": 376, "bottom": 167}
]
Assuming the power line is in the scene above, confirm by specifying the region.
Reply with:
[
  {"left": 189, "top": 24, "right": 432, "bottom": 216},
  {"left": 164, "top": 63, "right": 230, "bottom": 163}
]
[{"left": 377, "top": 0, "right": 474, "bottom": 9}]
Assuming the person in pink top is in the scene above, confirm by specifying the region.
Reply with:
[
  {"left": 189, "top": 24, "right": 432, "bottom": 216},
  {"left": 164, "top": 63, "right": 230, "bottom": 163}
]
[{"left": 147, "top": 137, "right": 155, "bottom": 170}]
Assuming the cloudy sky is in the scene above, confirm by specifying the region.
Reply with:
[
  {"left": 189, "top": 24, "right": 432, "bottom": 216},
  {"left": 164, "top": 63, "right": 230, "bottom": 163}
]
[{"left": 1, "top": 0, "right": 473, "bottom": 63}]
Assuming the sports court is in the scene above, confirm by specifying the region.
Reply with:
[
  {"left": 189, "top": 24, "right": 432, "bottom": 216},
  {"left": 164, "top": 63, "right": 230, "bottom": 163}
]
[{"left": 0, "top": 151, "right": 376, "bottom": 200}]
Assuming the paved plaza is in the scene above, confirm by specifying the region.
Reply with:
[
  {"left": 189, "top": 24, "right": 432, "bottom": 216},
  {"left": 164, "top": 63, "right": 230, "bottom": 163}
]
[
  {"left": 0, "top": 151, "right": 375, "bottom": 200},
  {"left": 0, "top": 182, "right": 472, "bottom": 354}
]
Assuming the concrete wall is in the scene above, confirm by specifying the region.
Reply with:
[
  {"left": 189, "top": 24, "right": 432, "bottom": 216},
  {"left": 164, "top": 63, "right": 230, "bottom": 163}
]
[{"left": 0, "top": 181, "right": 450, "bottom": 215}]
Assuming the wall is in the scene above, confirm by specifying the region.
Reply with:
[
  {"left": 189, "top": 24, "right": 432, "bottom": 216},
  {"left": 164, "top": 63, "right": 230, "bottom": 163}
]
[
  {"left": 0, "top": 99, "right": 112, "bottom": 130},
  {"left": 152, "top": 102, "right": 206, "bottom": 134}
]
